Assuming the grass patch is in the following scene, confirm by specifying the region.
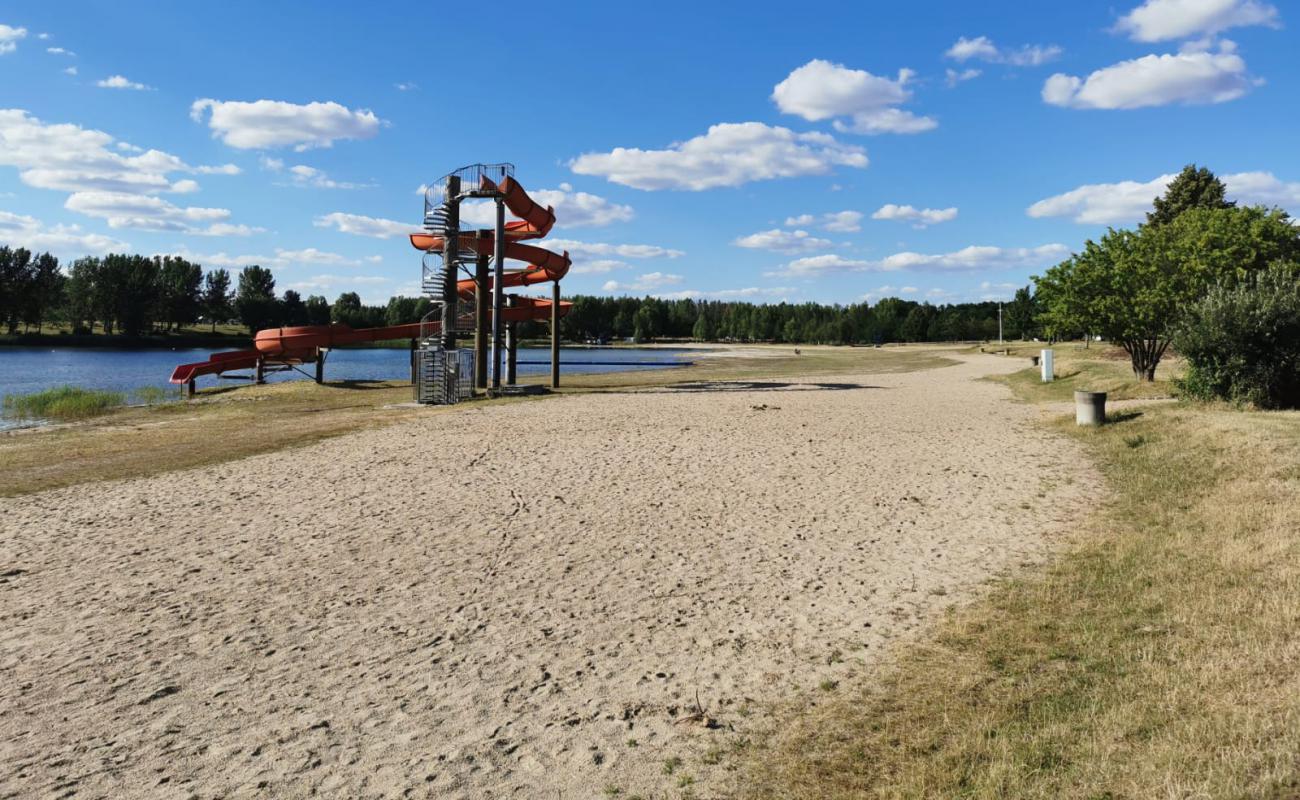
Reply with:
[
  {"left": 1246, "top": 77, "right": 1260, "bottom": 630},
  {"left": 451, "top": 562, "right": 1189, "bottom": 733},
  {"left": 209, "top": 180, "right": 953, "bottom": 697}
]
[
  {"left": 2, "top": 386, "right": 125, "bottom": 421},
  {"left": 737, "top": 367, "right": 1300, "bottom": 797},
  {"left": 989, "top": 341, "right": 1179, "bottom": 402}
]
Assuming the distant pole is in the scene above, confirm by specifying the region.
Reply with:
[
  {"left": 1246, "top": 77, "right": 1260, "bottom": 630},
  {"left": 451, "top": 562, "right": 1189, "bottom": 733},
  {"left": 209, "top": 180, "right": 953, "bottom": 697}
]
[
  {"left": 998, "top": 302, "right": 1004, "bottom": 344},
  {"left": 550, "top": 281, "right": 560, "bottom": 389}
]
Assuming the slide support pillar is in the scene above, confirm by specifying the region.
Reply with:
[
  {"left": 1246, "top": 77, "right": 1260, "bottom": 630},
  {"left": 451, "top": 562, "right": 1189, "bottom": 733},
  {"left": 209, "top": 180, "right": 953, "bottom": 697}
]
[
  {"left": 184, "top": 378, "right": 195, "bottom": 400},
  {"left": 491, "top": 198, "right": 505, "bottom": 390},
  {"left": 551, "top": 281, "right": 560, "bottom": 389},
  {"left": 315, "top": 347, "right": 327, "bottom": 384},
  {"left": 255, "top": 357, "right": 265, "bottom": 385},
  {"left": 505, "top": 295, "right": 517, "bottom": 386},
  {"left": 474, "top": 251, "right": 490, "bottom": 390},
  {"left": 440, "top": 176, "right": 461, "bottom": 352}
]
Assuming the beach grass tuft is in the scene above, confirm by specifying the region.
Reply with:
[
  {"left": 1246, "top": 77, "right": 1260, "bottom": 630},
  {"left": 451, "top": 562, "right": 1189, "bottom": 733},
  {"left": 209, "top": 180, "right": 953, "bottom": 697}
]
[{"left": 3, "top": 386, "right": 126, "bottom": 421}]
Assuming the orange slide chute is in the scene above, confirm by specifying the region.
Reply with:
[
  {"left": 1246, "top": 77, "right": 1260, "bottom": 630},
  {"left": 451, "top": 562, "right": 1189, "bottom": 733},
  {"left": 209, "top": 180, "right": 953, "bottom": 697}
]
[{"left": 169, "top": 175, "right": 571, "bottom": 386}]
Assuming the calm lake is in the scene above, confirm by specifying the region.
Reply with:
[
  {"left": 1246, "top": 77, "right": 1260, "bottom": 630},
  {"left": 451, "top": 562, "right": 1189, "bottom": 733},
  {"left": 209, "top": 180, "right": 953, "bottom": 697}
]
[{"left": 0, "top": 346, "right": 692, "bottom": 429}]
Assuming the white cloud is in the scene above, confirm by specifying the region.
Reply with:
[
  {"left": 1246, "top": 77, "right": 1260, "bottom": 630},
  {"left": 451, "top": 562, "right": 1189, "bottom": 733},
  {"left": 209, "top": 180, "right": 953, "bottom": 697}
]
[
  {"left": 313, "top": 211, "right": 413, "bottom": 239},
  {"left": 194, "top": 163, "right": 241, "bottom": 175},
  {"left": 1115, "top": 0, "right": 1280, "bottom": 42},
  {"left": 394, "top": 82, "right": 418, "bottom": 91},
  {"left": 169, "top": 247, "right": 378, "bottom": 271},
  {"left": 1043, "top": 47, "right": 1253, "bottom": 109},
  {"left": 602, "top": 272, "right": 684, "bottom": 293},
  {"left": 0, "top": 24, "right": 27, "bottom": 55},
  {"left": 63, "top": 66, "right": 76, "bottom": 76},
  {"left": 64, "top": 191, "right": 260, "bottom": 236},
  {"left": 190, "top": 98, "right": 382, "bottom": 151},
  {"left": 569, "top": 121, "right": 868, "bottom": 190},
  {"left": 546, "top": 239, "right": 685, "bottom": 259},
  {"left": 774, "top": 244, "right": 1069, "bottom": 277},
  {"left": 655, "top": 286, "right": 798, "bottom": 301},
  {"left": 733, "top": 228, "right": 834, "bottom": 254},
  {"left": 97, "top": 75, "right": 152, "bottom": 91},
  {"left": 771, "top": 59, "right": 936, "bottom": 135},
  {"left": 0, "top": 109, "right": 237, "bottom": 195},
  {"left": 0, "top": 210, "right": 127, "bottom": 254},
  {"left": 568, "top": 259, "right": 629, "bottom": 275},
  {"left": 1028, "top": 170, "right": 1300, "bottom": 224},
  {"left": 945, "top": 68, "right": 982, "bottom": 87},
  {"left": 871, "top": 203, "right": 959, "bottom": 227},
  {"left": 260, "top": 156, "right": 370, "bottom": 189},
  {"left": 459, "top": 184, "right": 634, "bottom": 228},
  {"left": 945, "top": 36, "right": 1062, "bottom": 67},
  {"left": 46, "top": 46, "right": 74, "bottom": 56},
  {"left": 781, "top": 210, "right": 862, "bottom": 232}
]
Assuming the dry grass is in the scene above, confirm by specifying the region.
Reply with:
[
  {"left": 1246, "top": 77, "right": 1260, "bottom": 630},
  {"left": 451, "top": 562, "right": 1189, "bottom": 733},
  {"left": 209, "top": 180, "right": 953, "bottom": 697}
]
[
  {"left": 0, "top": 344, "right": 955, "bottom": 498},
  {"left": 736, "top": 363, "right": 1300, "bottom": 798},
  {"left": 988, "top": 341, "right": 1180, "bottom": 402}
]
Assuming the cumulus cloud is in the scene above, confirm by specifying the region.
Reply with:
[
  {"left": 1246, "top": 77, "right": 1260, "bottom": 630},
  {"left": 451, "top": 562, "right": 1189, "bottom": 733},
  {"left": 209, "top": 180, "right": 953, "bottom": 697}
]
[
  {"left": 459, "top": 182, "right": 634, "bottom": 229},
  {"left": 871, "top": 203, "right": 959, "bottom": 227},
  {"left": 773, "top": 244, "right": 1068, "bottom": 277},
  {"left": 568, "top": 259, "right": 629, "bottom": 275},
  {"left": 190, "top": 99, "right": 382, "bottom": 150},
  {"left": 63, "top": 66, "right": 76, "bottom": 76},
  {"left": 945, "top": 68, "right": 982, "bottom": 87},
  {"left": 0, "top": 210, "right": 128, "bottom": 254},
  {"left": 771, "top": 59, "right": 936, "bottom": 135},
  {"left": 602, "top": 272, "right": 684, "bottom": 293},
  {"left": 733, "top": 228, "right": 834, "bottom": 254},
  {"left": 1043, "top": 46, "right": 1253, "bottom": 109},
  {"left": 313, "top": 211, "right": 413, "bottom": 239},
  {"left": 46, "top": 46, "right": 74, "bottom": 56},
  {"left": 64, "top": 191, "right": 260, "bottom": 236},
  {"left": 569, "top": 121, "right": 868, "bottom": 190},
  {"left": 945, "top": 36, "right": 1062, "bottom": 66},
  {"left": 546, "top": 239, "right": 685, "bottom": 259},
  {"left": 655, "top": 286, "right": 798, "bottom": 301},
  {"left": 1114, "top": 0, "right": 1280, "bottom": 42},
  {"left": 0, "top": 24, "right": 27, "bottom": 55},
  {"left": 260, "top": 156, "right": 370, "bottom": 189},
  {"left": 1028, "top": 170, "right": 1300, "bottom": 224},
  {"left": 781, "top": 210, "right": 862, "bottom": 232},
  {"left": 169, "top": 247, "right": 380, "bottom": 271},
  {"left": 0, "top": 109, "right": 239, "bottom": 195},
  {"left": 97, "top": 75, "right": 152, "bottom": 91}
]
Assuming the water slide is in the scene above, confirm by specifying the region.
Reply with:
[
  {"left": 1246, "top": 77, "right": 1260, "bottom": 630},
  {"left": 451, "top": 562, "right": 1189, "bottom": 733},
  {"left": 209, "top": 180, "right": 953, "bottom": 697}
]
[{"left": 169, "top": 176, "right": 570, "bottom": 386}]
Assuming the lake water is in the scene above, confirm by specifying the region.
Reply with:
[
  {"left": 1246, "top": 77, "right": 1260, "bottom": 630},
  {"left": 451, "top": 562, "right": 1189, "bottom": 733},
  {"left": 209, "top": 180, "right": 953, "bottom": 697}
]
[{"left": 0, "top": 346, "right": 692, "bottom": 429}]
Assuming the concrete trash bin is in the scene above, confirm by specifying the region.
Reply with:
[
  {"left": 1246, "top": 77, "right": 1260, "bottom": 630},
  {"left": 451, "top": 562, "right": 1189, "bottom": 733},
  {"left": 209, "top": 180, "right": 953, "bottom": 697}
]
[{"left": 1075, "top": 391, "right": 1106, "bottom": 426}]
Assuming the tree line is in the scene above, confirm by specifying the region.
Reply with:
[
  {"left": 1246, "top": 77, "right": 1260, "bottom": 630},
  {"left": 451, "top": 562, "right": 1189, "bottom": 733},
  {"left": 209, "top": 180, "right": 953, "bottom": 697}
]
[{"left": 0, "top": 248, "right": 1040, "bottom": 345}]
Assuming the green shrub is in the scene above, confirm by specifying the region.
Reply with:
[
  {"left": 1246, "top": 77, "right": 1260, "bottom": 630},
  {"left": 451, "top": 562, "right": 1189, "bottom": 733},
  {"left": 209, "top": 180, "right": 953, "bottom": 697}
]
[
  {"left": 1174, "top": 264, "right": 1300, "bottom": 408},
  {"left": 2, "top": 386, "right": 126, "bottom": 420}
]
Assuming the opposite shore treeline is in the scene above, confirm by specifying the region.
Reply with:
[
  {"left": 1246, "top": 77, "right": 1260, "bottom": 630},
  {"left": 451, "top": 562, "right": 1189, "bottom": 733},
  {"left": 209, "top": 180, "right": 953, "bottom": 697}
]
[{"left": 0, "top": 248, "right": 1038, "bottom": 346}]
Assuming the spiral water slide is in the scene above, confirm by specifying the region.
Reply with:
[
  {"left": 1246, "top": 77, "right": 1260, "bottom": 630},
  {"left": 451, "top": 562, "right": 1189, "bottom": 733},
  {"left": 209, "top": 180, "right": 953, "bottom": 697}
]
[{"left": 169, "top": 176, "right": 570, "bottom": 386}]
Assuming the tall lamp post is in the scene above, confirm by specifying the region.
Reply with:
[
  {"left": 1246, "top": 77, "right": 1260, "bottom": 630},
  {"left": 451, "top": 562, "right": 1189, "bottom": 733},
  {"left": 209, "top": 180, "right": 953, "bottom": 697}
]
[{"left": 998, "top": 301, "right": 1004, "bottom": 345}]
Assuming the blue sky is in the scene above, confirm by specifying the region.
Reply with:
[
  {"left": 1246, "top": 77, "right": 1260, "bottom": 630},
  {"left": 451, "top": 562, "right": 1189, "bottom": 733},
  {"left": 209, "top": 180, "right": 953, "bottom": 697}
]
[{"left": 1, "top": 0, "right": 1297, "bottom": 305}]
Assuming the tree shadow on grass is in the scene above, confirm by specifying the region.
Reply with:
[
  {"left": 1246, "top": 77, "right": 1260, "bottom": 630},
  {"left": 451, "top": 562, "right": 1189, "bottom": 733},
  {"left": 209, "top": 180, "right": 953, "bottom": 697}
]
[{"left": 1106, "top": 409, "right": 1144, "bottom": 424}]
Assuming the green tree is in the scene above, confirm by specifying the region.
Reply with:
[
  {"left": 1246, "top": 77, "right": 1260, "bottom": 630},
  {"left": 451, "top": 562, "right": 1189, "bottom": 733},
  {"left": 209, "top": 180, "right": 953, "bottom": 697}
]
[
  {"left": 235, "top": 265, "right": 279, "bottom": 334},
  {"left": 1147, "top": 164, "right": 1233, "bottom": 227},
  {"left": 1036, "top": 206, "right": 1299, "bottom": 380},
  {"left": 202, "top": 268, "right": 232, "bottom": 332},
  {"left": 0, "top": 246, "right": 34, "bottom": 333},
  {"left": 332, "top": 291, "right": 363, "bottom": 326},
  {"left": 305, "top": 294, "right": 331, "bottom": 325},
  {"left": 692, "top": 308, "right": 715, "bottom": 341},
  {"left": 899, "top": 304, "right": 934, "bottom": 342},
  {"left": 156, "top": 256, "right": 203, "bottom": 331},
  {"left": 281, "top": 290, "right": 307, "bottom": 326},
  {"left": 23, "top": 252, "right": 64, "bottom": 333},
  {"left": 1005, "top": 285, "right": 1038, "bottom": 340},
  {"left": 100, "top": 254, "right": 160, "bottom": 336}
]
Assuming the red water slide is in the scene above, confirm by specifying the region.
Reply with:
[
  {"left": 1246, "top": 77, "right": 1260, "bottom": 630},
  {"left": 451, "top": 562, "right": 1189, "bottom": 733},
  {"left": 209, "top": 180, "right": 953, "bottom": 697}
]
[{"left": 169, "top": 176, "right": 571, "bottom": 386}]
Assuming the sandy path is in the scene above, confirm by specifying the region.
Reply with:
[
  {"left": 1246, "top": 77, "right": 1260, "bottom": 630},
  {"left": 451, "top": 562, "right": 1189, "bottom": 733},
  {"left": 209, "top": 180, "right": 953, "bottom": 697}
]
[{"left": 1, "top": 354, "right": 1097, "bottom": 799}]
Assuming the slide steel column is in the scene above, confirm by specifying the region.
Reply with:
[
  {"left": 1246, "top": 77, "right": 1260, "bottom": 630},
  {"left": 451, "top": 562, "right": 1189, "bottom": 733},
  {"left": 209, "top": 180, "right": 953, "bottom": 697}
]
[
  {"left": 440, "top": 176, "right": 461, "bottom": 352},
  {"left": 474, "top": 251, "right": 489, "bottom": 389},
  {"left": 491, "top": 198, "right": 505, "bottom": 389},
  {"left": 551, "top": 281, "right": 560, "bottom": 388}
]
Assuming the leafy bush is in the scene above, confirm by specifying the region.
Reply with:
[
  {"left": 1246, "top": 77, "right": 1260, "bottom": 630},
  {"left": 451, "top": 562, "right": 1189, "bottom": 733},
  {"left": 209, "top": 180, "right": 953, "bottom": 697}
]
[
  {"left": 1174, "top": 264, "right": 1300, "bottom": 408},
  {"left": 2, "top": 386, "right": 126, "bottom": 420}
]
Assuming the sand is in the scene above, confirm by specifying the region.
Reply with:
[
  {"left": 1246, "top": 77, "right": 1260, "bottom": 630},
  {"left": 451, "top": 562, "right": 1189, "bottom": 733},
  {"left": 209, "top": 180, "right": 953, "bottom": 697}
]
[{"left": 1, "top": 353, "right": 1098, "bottom": 799}]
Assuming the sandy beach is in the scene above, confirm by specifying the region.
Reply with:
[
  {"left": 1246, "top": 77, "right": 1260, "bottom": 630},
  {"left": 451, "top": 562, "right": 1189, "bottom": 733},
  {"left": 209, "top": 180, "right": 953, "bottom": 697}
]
[{"left": 1, "top": 353, "right": 1097, "bottom": 799}]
